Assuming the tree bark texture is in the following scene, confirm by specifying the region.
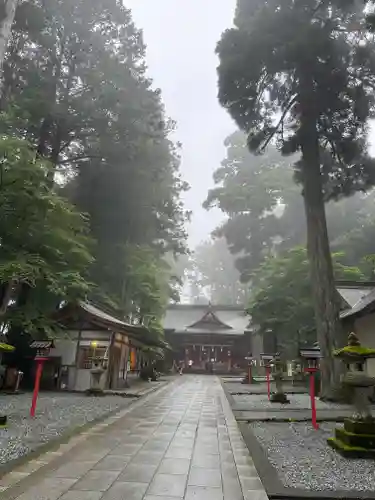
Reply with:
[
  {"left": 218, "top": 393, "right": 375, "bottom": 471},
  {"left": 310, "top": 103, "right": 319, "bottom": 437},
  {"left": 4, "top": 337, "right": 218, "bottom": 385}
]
[
  {"left": 300, "top": 115, "right": 344, "bottom": 398},
  {"left": 298, "top": 70, "right": 345, "bottom": 398},
  {"left": 0, "top": 0, "right": 18, "bottom": 71}
]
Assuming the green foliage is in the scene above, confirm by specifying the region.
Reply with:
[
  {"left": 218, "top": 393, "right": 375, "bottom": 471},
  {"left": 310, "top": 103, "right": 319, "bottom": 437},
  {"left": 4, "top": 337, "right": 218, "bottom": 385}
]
[
  {"left": 217, "top": 1, "right": 375, "bottom": 187},
  {"left": 118, "top": 244, "right": 178, "bottom": 334},
  {"left": 205, "top": 132, "right": 302, "bottom": 280},
  {"left": 0, "top": 135, "right": 93, "bottom": 334},
  {"left": 0, "top": 0, "right": 188, "bottom": 341},
  {"left": 206, "top": 131, "right": 375, "bottom": 282},
  {"left": 249, "top": 247, "right": 364, "bottom": 358},
  {"left": 215, "top": 0, "right": 375, "bottom": 394}
]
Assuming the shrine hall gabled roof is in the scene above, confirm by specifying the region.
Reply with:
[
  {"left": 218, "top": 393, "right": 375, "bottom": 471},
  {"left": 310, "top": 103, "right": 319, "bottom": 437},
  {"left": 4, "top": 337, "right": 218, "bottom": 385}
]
[{"left": 163, "top": 304, "right": 252, "bottom": 336}]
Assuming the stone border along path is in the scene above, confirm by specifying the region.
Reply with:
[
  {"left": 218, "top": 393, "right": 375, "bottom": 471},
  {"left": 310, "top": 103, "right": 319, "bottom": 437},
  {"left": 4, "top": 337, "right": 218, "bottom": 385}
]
[
  {"left": 221, "top": 379, "right": 375, "bottom": 499},
  {"left": 0, "top": 376, "right": 268, "bottom": 500}
]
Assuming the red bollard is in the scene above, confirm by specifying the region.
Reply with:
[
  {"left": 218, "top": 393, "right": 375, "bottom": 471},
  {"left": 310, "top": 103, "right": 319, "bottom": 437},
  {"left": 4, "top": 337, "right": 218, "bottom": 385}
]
[
  {"left": 305, "top": 367, "right": 319, "bottom": 430},
  {"left": 30, "top": 358, "right": 46, "bottom": 418}
]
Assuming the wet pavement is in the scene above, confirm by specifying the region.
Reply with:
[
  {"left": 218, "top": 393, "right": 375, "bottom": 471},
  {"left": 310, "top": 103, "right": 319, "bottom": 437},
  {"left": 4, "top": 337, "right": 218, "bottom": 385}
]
[{"left": 1, "top": 376, "right": 268, "bottom": 500}]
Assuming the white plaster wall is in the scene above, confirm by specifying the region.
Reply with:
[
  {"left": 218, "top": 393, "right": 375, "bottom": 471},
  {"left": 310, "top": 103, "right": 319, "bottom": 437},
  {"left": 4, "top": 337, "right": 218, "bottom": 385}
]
[
  {"left": 74, "top": 369, "right": 91, "bottom": 391},
  {"left": 50, "top": 340, "right": 77, "bottom": 366}
]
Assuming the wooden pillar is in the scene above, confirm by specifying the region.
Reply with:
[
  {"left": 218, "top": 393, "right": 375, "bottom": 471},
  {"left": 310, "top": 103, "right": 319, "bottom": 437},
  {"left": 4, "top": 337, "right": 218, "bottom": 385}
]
[
  {"left": 130, "top": 348, "right": 136, "bottom": 370},
  {"left": 105, "top": 332, "right": 115, "bottom": 389},
  {"left": 72, "top": 327, "right": 82, "bottom": 390}
]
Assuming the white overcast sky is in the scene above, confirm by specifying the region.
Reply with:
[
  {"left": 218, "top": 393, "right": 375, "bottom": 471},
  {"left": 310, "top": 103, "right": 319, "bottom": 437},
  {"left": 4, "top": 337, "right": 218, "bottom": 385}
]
[
  {"left": 125, "top": 0, "right": 237, "bottom": 247},
  {"left": 125, "top": 0, "right": 375, "bottom": 248}
]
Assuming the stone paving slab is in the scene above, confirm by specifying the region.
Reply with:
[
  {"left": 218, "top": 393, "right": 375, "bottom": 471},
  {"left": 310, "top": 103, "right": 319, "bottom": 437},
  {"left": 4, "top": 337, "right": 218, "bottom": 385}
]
[
  {"left": 0, "top": 378, "right": 173, "bottom": 471},
  {"left": 0, "top": 376, "right": 268, "bottom": 500}
]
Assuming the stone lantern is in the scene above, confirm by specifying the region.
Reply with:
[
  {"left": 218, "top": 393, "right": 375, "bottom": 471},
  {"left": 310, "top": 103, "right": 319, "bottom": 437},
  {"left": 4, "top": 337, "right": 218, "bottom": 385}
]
[
  {"left": 327, "top": 332, "right": 375, "bottom": 458},
  {"left": 88, "top": 364, "right": 105, "bottom": 395},
  {"left": 270, "top": 353, "right": 289, "bottom": 404}
]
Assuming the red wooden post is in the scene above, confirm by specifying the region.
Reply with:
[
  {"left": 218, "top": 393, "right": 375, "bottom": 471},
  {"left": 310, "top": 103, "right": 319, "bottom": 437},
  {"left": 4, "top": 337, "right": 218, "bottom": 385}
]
[
  {"left": 266, "top": 364, "right": 271, "bottom": 400},
  {"left": 29, "top": 340, "right": 53, "bottom": 418},
  {"left": 300, "top": 347, "right": 321, "bottom": 431},
  {"left": 309, "top": 369, "right": 319, "bottom": 430},
  {"left": 30, "top": 359, "right": 45, "bottom": 417}
]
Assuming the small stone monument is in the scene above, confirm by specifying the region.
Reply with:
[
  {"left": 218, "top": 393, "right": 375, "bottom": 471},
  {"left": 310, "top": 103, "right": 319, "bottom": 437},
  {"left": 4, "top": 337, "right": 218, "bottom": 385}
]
[
  {"left": 88, "top": 364, "right": 105, "bottom": 396},
  {"left": 327, "top": 332, "right": 375, "bottom": 458},
  {"left": 270, "top": 353, "right": 289, "bottom": 404}
]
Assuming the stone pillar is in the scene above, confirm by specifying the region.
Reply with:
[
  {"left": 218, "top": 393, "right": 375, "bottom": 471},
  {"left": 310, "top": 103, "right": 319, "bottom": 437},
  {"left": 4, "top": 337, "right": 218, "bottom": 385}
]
[
  {"left": 88, "top": 366, "right": 105, "bottom": 395},
  {"left": 270, "top": 354, "right": 289, "bottom": 404}
]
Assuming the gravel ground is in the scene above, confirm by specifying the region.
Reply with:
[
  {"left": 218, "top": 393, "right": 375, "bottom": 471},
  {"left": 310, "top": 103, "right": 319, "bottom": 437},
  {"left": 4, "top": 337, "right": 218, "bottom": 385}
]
[
  {"left": 0, "top": 393, "right": 133, "bottom": 465},
  {"left": 250, "top": 421, "right": 375, "bottom": 491},
  {"left": 233, "top": 393, "right": 353, "bottom": 410}
]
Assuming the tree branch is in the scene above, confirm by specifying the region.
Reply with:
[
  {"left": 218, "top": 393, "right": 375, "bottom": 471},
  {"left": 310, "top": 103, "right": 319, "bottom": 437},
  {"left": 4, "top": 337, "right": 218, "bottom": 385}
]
[{"left": 259, "top": 95, "right": 297, "bottom": 152}]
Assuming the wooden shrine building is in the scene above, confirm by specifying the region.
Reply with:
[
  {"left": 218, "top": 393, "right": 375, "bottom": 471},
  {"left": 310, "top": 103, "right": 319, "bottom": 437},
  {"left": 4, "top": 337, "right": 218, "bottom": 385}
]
[
  {"left": 163, "top": 303, "right": 253, "bottom": 373},
  {"left": 48, "top": 301, "right": 165, "bottom": 391}
]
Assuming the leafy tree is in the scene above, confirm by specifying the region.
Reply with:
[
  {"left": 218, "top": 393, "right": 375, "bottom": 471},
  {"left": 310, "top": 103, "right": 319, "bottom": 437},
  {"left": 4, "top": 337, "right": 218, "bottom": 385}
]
[
  {"left": 1, "top": 0, "right": 188, "bottom": 340},
  {"left": 0, "top": 135, "right": 92, "bottom": 337},
  {"left": 120, "top": 245, "right": 178, "bottom": 334},
  {"left": 206, "top": 131, "right": 375, "bottom": 281},
  {"left": 205, "top": 132, "right": 301, "bottom": 281},
  {"left": 192, "top": 238, "right": 248, "bottom": 305},
  {"left": 249, "top": 247, "right": 364, "bottom": 359},
  {"left": 332, "top": 215, "right": 375, "bottom": 275},
  {"left": 216, "top": 0, "right": 375, "bottom": 395}
]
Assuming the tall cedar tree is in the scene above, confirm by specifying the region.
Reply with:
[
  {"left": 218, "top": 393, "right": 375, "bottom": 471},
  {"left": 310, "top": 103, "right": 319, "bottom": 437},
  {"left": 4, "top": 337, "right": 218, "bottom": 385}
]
[
  {"left": 204, "top": 132, "right": 301, "bottom": 280},
  {"left": 205, "top": 131, "right": 375, "bottom": 282},
  {"left": 216, "top": 0, "right": 375, "bottom": 396},
  {"left": 2, "top": 0, "right": 188, "bottom": 332}
]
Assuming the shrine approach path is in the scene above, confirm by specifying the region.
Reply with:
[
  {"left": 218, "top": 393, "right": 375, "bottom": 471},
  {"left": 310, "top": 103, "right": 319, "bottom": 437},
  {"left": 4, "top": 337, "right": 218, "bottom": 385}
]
[{"left": 2, "top": 375, "right": 268, "bottom": 500}]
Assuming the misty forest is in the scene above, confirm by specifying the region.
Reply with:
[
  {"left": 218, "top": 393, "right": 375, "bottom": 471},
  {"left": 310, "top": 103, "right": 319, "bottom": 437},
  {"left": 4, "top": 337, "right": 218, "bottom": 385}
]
[{"left": 0, "top": 0, "right": 375, "bottom": 396}]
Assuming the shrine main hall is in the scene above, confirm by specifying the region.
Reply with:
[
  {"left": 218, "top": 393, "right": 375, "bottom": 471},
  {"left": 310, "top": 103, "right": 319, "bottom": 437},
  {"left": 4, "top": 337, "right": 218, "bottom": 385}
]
[{"left": 162, "top": 303, "right": 254, "bottom": 373}]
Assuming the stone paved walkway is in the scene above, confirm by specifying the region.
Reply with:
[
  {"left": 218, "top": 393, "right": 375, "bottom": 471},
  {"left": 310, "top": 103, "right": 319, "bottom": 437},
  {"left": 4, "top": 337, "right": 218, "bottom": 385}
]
[{"left": 1, "top": 376, "right": 268, "bottom": 500}]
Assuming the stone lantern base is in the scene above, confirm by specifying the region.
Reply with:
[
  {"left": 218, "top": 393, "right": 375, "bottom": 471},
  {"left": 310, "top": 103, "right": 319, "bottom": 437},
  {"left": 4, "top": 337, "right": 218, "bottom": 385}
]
[
  {"left": 270, "top": 392, "right": 290, "bottom": 404},
  {"left": 327, "top": 419, "right": 375, "bottom": 458}
]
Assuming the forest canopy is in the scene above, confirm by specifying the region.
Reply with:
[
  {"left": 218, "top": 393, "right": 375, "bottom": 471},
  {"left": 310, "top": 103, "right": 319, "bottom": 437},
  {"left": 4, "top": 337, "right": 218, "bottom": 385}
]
[{"left": 0, "top": 0, "right": 189, "bottom": 345}]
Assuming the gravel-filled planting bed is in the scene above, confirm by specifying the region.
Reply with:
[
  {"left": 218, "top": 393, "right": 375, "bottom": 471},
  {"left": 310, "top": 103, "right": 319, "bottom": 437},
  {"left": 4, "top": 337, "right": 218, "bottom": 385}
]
[
  {"left": 0, "top": 393, "right": 133, "bottom": 465},
  {"left": 250, "top": 421, "right": 375, "bottom": 491},
  {"left": 234, "top": 393, "right": 353, "bottom": 410}
]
